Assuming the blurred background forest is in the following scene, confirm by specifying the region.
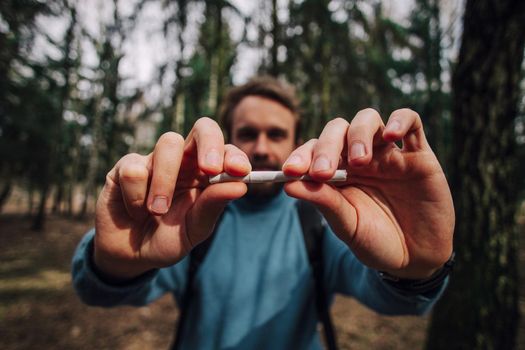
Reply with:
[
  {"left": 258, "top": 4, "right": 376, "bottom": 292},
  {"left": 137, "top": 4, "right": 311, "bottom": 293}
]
[{"left": 1, "top": 0, "right": 524, "bottom": 349}]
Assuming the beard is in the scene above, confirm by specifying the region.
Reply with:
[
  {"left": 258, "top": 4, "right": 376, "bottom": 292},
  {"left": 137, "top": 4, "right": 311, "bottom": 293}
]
[{"left": 245, "top": 158, "right": 284, "bottom": 200}]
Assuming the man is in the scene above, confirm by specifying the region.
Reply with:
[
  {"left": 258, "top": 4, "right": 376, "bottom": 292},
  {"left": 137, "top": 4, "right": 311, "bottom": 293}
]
[{"left": 72, "top": 76, "right": 455, "bottom": 349}]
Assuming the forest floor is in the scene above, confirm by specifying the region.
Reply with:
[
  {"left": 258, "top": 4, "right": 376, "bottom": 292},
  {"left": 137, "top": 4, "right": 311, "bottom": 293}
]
[{"left": 1, "top": 202, "right": 524, "bottom": 349}]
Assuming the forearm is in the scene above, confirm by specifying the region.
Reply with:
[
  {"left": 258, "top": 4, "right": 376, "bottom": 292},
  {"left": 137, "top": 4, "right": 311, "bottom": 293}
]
[
  {"left": 324, "top": 230, "right": 447, "bottom": 315},
  {"left": 345, "top": 263, "right": 448, "bottom": 315}
]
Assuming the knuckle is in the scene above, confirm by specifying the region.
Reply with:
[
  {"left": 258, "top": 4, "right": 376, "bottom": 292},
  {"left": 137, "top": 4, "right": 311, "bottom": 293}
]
[
  {"left": 119, "top": 163, "right": 149, "bottom": 182},
  {"left": 105, "top": 172, "right": 117, "bottom": 187},
  {"left": 360, "top": 108, "right": 381, "bottom": 118},
  {"left": 197, "top": 131, "right": 224, "bottom": 144},
  {"left": 120, "top": 152, "right": 142, "bottom": 163},
  {"left": 305, "top": 138, "right": 318, "bottom": 146},
  {"left": 193, "top": 118, "right": 224, "bottom": 144},
  {"left": 347, "top": 122, "right": 369, "bottom": 136},
  {"left": 158, "top": 131, "right": 184, "bottom": 147},
  {"left": 224, "top": 144, "right": 243, "bottom": 155},
  {"left": 224, "top": 143, "right": 236, "bottom": 151},
  {"left": 355, "top": 108, "right": 382, "bottom": 126},
  {"left": 317, "top": 138, "right": 339, "bottom": 151},
  {"left": 327, "top": 117, "right": 348, "bottom": 127},
  {"left": 391, "top": 108, "right": 419, "bottom": 120},
  {"left": 128, "top": 197, "right": 146, "bottom": 208},
  {"left": 194, "top": 116, "right": 219, "bottom": 130},
  {"left": 295, "top": 138, "right": 317, "bottom": 151},
  {"left": 296, "top": 139, "right": 316, "bottom": 151}
]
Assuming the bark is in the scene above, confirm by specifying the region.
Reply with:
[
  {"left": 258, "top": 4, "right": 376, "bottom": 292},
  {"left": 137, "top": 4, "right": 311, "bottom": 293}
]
[
  {"left": 65, "top": 129, "right": 80, "bottom": 216},
  {"left": 270, "top": 0, "right": 279, "bottom": 76},
  {"left": 423, "top": 0, "right": 446, "bottom": 161},
  {"left": 79, "top": 96, "right": 103, "bottom": 219},
  {"left": 31, "top": 183, "right": 49, "bottom": 231},
  {"left": 52, "top": 184, "right": 63, "bottom": 214},
  {"left": 207, "top": 3, "right": 223, "bottom": 114},
  {"left": 173, "top": 91, "right": 185, "bottom": 133},
  {"left": 27, "top": 182, "right": 34, "bottom": 216},
  {"left": 0, "top": 179, "right": 12, "bottom": 214},
  {"left": 426, "top": 1, "right": 525, "bottom": 349}
]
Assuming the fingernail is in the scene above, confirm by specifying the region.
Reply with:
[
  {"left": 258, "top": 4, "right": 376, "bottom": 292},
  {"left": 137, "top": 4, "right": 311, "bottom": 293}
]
[
  {"left": 284, "top": 154, "right": 302, "bottom": 167},
  {"left": 350, "top": 142, "right": 366, "bottom": 159},
  {"left": 313, "top": 156, "right": 331, "bottom": 172},
  {"left": 151, "top": 196, "right": 168, "bottom": 214},
  {"left": 206, "top": 149, "right": 221, "bottom": 167},
  {"left": 386, "top": 120, "right": 401, "bottom": 132}
]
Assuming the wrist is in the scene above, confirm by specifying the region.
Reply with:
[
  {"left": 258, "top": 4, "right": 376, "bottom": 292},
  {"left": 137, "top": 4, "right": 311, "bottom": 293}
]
[
  {"left": 378, "top": 252, "right": 455, "bottom": 295},
  {"left": 92, "top": 245, "right": 153, "bottom": 284},
  {"left": 381, "top": 266, "right": 440, "bottom": 280}
]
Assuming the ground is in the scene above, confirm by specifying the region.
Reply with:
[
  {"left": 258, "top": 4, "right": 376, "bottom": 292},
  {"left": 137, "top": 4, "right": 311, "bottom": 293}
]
[{"left": 0, "top": 208, "right": 524, "bottom": 349}]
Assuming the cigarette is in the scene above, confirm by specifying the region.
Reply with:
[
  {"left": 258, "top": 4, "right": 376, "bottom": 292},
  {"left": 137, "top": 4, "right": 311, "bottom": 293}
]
[{"left": 209, "top": 169, "right": 348, "bottom": 184}]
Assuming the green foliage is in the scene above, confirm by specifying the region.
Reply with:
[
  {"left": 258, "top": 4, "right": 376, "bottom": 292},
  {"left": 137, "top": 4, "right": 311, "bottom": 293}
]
[
  {"left": 157, "top": 0, "right": 240, "bottom": 137},
  {"left": 0, "top": 0, "right": 459, "bottom": 218}
]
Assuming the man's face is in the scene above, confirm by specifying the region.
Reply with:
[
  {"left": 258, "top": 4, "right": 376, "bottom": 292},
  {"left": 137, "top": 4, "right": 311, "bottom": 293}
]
[{"left": 230, "top": 95, "right": 297, "bottom": 198}]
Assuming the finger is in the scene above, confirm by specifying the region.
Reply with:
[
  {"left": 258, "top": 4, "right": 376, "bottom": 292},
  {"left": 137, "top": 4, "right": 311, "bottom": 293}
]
[
  {"left": 284, "top": 181, "right": 357, "bottom": 245},
  {"left": 184, "top": 117, "right": 226, "bottom": 175},
  {"left": 116, "top": 153, "right": 151, "bottom": 220},
  {"left": 147, "top": 131, "right": 185, "bottom": 215},
  {"left": 310, "top": 117, "right": 349, "bottom": 180},
  {"left": 383, "top": 108, "right": 430, "bottom": 151},
  {"left": 346, "top": 108, "right": 386, "bottom": 167},
  {"left": 223, "top": 144, "right": 251, "bottom": 176},
  {"left": 185, "top": 182, "right": 248, "bottom": 248},
  {"left": 282, "top": 139, "right": 317, "bottom": 176}
]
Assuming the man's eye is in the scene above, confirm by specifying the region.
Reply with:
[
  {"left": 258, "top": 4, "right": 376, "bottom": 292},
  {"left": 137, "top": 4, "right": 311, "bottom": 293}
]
[
  {"left": 267, "top": 129, "right": 287, "bottom": 140},
  {"left": 236, "top": 128, "right": 258, "bottom": 141}
]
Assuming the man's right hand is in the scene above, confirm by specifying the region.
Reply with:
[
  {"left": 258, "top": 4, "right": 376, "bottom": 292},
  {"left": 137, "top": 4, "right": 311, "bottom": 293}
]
[{"left": 93, "top": 117, "right": 251, "bottom": 281}]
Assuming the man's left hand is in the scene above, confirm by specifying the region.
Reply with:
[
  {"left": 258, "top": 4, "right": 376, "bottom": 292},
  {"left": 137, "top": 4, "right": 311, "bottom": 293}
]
[{"left": 283, "top": 108, "right": 454, "bottom": 280}]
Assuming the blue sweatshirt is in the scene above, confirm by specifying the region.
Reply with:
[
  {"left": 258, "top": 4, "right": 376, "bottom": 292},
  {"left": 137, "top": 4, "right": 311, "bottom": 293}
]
[{"left": 72, "top": 190, "right": 445, "bottom": 349}]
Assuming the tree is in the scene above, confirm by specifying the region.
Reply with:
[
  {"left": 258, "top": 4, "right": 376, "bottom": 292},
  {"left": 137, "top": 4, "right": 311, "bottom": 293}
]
[
  {"left": 0, "top": 0, "right": 56, "bottom": 214},
  {"left": 283, "top": 0, "right": 353, "bottom": 137},
  {"left": 408, "top": 0, "right": 447, "bottom": 161},
  {"left": 426, "top": 0, "right": 525, "bottom": 349},
  {"left": 156, "top": 0, "right": 190, "bottom": 134},
  {"left": 176, "top": 0, "right": 240, "bottom": 135},
  {"left": 79, "top": 0, "right": 132, "bottom": 218}
]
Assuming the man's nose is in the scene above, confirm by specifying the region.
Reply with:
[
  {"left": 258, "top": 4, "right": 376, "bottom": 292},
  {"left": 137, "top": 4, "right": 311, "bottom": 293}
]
[{"left": 253, "top": 133, "right": 269, "bottom": 156}]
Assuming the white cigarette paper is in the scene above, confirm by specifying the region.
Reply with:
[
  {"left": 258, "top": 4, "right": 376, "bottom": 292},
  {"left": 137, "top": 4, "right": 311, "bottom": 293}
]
[{"left": 209, "top": 169, "right": 348, "bottom": 184}]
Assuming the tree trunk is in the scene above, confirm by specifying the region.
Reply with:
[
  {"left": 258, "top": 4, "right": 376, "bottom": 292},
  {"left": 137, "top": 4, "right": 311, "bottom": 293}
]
[
  {"left": 0, "top": 179, "right": 12, "bottom": 214},
  {"left": 65, "top": 130, "right": 80, "bottom": 217},
  {"left": 27, "top": 182, "right": 34, "bottom": 216},
  {"left": 423, "top": 0, "right": 446, "bottom": 162},
  {"left": 31, "top": 183, "right": 49, "bottom": 231},
  {"left": 79, "top": 97, "right": 103, "bottom": 219},
  {"left": 173, "top": 91, "right": 185, "bottom": 133},
  {"left": 52, "top": 184, "right": 63, "bottom": 214},
  {"left": 66, "top": 181, "right": 74, "bottom": 216},
  {"left": 270, "top": 0, "right": 279, "bottom": 76},
  {"left": 207, "top": 3, "right": 223, "bottom": 115},
  {"left": 426, "top": 1, "right": 525, "bottom": 349}
]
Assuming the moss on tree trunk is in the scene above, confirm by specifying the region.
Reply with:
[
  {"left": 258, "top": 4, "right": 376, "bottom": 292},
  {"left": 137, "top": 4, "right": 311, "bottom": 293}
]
[{"left": 426, "top": 1, "right": 525, "bottom": 349}]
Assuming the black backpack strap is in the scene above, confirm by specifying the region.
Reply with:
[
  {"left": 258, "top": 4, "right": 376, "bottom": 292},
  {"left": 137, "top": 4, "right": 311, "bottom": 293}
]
[
  {"left": 172, "top": 217, "right": 221, "bottom": 349},
  {"left": 296, "top": 200, "right": 338, "bottom": 350}
]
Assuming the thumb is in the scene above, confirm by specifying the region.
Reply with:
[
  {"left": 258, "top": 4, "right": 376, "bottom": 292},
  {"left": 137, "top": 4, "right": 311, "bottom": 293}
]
[
  {"left": 185, "top": 182, "right": 247, "bottom": 247},
  {"left": 284, "top": 181, "right": 358, "bottom": 246}
]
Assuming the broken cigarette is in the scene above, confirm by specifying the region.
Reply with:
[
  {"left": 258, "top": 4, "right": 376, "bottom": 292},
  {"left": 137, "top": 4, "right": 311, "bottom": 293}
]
[{"left": 209, "top": 169, "right": 348, "bottom": 184}]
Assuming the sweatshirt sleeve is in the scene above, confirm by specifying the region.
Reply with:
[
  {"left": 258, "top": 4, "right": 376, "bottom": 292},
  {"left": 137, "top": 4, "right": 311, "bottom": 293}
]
[
  {"left": 322, "top": 227, "right": 447, "bottom": 316},
  {"left": 71, "top": 229, "right": 189, "bottom": 307}
]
